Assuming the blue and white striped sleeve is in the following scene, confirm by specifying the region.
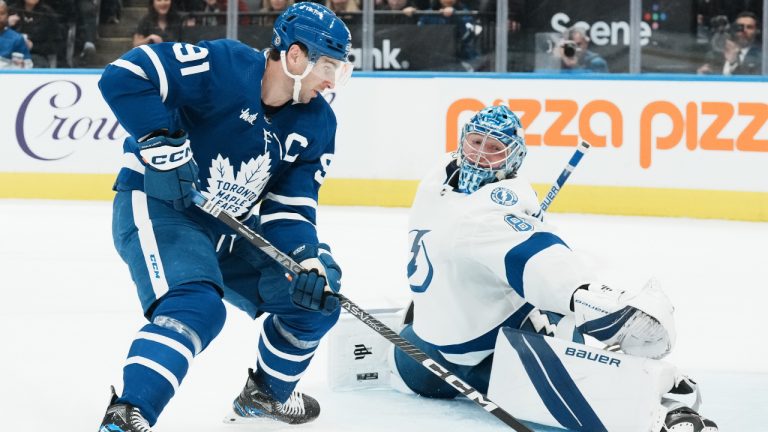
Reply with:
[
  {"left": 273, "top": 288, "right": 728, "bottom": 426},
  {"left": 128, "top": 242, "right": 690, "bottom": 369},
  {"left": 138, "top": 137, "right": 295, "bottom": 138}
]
[{"left": 98, "top": 42, "right": 212, "bottom": 138}]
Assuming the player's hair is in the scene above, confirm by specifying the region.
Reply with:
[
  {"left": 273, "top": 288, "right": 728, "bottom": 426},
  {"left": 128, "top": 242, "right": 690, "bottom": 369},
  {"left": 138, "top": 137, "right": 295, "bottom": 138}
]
[
  {"left": 564, "top": 24, "right": 590, "bottom": 43},
  {"left": 146, "top": 0, "right": 181, "bottom": 22},
  {"left": 267, "top": 41, "right": 308, "bottom": 61},
  {"left": 735, "top": 11, "right": 759, "bottom": 24}
]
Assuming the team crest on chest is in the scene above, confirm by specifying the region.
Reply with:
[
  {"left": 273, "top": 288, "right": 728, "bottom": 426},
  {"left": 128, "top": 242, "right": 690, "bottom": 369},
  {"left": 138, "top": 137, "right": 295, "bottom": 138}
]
[
  {"left": 490, "top": 187, "right": 518, "bottom": 206},
  {"left": 202, "top": 153, "right": 272, "bottom": 217}
]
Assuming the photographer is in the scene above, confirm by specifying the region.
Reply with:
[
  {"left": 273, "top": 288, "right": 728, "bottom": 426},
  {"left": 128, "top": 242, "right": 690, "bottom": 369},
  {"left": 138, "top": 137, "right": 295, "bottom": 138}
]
[
  {"left": 698, "top": 11, "right": 762, "bottom": 75},
  {"left": 557, "top": 24, "right": 608, "bottom": 73}
]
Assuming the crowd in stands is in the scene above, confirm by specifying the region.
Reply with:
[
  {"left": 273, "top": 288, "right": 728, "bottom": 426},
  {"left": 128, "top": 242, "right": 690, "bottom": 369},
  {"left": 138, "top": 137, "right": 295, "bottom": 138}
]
[{"left": 0, "top": 0, "right": 763, "bottom": 75}]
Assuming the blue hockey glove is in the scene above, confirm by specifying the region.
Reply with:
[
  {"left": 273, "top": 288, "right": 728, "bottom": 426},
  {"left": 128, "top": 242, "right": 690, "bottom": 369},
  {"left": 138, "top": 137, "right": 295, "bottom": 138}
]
[
  {"left": 289, "top": 243, "right": 342, "bottom": 315},
  {"left": 138, "top": 131, "right": 199, "bottom": 211}
]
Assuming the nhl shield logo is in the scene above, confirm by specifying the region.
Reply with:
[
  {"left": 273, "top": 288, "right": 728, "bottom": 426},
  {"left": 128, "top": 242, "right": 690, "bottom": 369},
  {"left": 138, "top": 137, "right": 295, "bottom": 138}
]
[{"left": 490, "top": 187, "right": 518, "bottom": 206}]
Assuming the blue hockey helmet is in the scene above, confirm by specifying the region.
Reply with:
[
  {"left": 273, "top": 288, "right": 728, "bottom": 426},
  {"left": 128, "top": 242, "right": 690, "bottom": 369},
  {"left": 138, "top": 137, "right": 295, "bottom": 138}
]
[
  {"left": 457, "top": 106, "right": 527, "bottom": 194},
  {"left": 272, "top": 2, "right": 352, "bottom": 64}
]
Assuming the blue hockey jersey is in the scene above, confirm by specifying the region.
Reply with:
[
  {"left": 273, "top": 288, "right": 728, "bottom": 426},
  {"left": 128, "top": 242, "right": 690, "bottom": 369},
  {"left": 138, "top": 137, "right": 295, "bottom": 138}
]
[{"left": 99, "top": 39, "right": 337, "bottom": 254}]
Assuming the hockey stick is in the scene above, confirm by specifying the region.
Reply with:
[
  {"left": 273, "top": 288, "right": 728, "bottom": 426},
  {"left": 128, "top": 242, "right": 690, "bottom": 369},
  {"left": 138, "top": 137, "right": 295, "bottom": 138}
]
[
  {"left": 539, "top": 140, "right": 591, "bottom": 213},
  {"left": 191, "top": 191, "right": 533, "bottom": 432}
]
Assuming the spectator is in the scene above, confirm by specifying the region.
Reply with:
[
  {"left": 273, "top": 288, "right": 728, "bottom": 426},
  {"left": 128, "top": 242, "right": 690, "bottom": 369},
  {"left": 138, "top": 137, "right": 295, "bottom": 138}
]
[
  {"left": 417, "top": 0, "right": 479, "bottom": 71},
  {"left": 256, "top": 0, "right": 292, "bottom": 27},
  {"left": 133, "top": 0, "right": 187, "bottom": 47},
  {"left": 100, "top": 0, "right": 120, "bottom": 23},
  {"left": 242, "top": 0, "right": 260, "bottom": 14},
  {"left": 698, "top": 12, "right": 762, "bottom": 75},
  {"left": 0, "top": 0, "right": 32, "bottom": 68},
  {"left": 375, "top": 0, "right": 416, "bottom": 25},
  {"left": 198, "top": 0, "right": 222, "bottom": 26},
  {"left": 325, "top": 0, "right": 358, "bottom": 23},
  {"left": 697, "top": 0, "right": 762, "bottom": 24},
  {"left": 377, "top": 0, "right": 415, "bottom": 13},
  {"left": 470, "top": 0, "right": 524, "bottom": 33},
  {"left": 556, "top": 24, "right": 608, "bottom": 73},
  {"left": 44, "top": 0, "right": 75, "bottom": 65},
  {"left": 178, "top": 0, "right": 249, "bottom": 27},
  {"left": 76, "top": 0, "right": 97, "bottom": 60},
  {"left": 9, "top": 0, "right": 62, "bottom": 67}
]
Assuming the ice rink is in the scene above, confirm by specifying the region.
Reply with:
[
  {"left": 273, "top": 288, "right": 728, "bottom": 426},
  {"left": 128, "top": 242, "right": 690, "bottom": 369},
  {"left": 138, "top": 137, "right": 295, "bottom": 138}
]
[{"left": 1, "top": 199, "right": 766, "bottom": 431}]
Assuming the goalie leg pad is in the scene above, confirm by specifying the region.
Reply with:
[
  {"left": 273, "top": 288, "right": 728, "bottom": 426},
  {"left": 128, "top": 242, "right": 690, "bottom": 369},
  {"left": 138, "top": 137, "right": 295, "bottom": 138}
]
[
  {"left": 488, "top": 327, "right": 680, "bottom": 432},
  {"left": 326, "top": 307, "right": 406, "bottom": 392},
  {"left": 392, "top": 324, "right": 494, "bottom": 399}
]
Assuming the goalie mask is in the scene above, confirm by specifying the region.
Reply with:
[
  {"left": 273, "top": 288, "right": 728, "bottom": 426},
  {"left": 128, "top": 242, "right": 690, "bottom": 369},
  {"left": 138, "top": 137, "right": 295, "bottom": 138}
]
[
  {"left": 272, "top": 3, "right": 353, "bottom": 102},
  {"left": 457, "top": 106, "right": 527, "bottom": 194}
]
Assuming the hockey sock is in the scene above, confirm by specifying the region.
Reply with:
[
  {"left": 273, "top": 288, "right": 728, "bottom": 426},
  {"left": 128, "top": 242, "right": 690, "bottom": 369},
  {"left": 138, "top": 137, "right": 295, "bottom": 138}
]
[
  {"left": 118, "top": 323, "right": 196, "bottom": 425},
  {"left": 253, "top": 315, "right": 317, "bottom": 403}
]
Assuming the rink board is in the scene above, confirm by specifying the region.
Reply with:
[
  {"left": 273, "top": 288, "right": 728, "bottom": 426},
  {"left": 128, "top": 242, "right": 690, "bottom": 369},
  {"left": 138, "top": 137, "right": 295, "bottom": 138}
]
[{"left": 0, "top": 70, "right": 766, "bottom": 221}]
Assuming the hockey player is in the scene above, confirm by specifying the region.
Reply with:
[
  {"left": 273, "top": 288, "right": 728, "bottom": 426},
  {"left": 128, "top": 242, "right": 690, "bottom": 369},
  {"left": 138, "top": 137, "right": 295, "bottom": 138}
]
[
  {"left": 97, "top": 3, "right": 353, "bottom": 431},
  {"left": 393, "top": 105, "right": 718, "bottom": 431}
]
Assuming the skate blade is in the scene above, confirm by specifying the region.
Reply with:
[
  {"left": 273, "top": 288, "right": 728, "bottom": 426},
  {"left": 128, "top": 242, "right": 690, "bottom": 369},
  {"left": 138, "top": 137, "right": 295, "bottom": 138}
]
[{"left": 222, "top": 409, "right": 274, "bottom": 425}]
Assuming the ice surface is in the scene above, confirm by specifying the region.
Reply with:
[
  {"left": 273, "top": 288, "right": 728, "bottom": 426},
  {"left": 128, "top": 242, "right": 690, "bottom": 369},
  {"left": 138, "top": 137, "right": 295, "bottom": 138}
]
[{"left": 0, "top": 200, "right": 765, "bottom": 431}]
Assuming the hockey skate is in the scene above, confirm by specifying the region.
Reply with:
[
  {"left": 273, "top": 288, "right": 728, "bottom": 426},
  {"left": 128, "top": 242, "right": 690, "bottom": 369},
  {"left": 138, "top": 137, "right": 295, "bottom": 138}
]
[
  {"left": 663, "top": 406, "right": 718, "bottom": 432},
  {"left": 226, "top": 368, "right": 320, "bottom": 425},
  {"left": 99, "top": 386, "right": 154, "bottom": 432}
]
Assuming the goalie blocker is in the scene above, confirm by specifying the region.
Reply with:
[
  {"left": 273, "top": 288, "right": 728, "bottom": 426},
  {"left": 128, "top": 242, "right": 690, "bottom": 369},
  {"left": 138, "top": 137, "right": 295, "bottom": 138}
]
[{"left": 328, "top": 309, "right": 714, "bottom": 432}]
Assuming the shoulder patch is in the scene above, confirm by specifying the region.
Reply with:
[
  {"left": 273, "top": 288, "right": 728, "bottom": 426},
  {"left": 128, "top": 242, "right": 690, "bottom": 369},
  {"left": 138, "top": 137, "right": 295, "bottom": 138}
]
[{"left": 490, "top": 187, "right": 518, "bottom": 206}]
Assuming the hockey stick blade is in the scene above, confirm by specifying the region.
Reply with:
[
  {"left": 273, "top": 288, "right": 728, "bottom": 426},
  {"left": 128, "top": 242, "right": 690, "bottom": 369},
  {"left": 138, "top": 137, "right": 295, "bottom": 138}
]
[
  {"left": 191, "top": 191, "right": 532, "bottom": 432},
  {"left": 539, "top": 140, "right": 591, "bottom": 213}
]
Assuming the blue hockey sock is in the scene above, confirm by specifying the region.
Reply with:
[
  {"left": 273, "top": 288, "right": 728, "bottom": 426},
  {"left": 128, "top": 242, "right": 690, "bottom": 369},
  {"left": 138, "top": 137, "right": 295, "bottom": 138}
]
[
  {"left": 118, "top": 323, "right": 196, "bottom": 425},
  {"left": 253, "top": 315, "right": 317, "bottom": 402}
]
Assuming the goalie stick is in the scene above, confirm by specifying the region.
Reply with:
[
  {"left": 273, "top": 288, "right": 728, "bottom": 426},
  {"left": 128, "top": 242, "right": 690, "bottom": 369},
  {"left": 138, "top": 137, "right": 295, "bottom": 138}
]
[
  {"left": 190, "top": 190, "right": 533, "bottom": 432},
  {"left": 539, "top": 140, "right": 591, "bottom": 213}
]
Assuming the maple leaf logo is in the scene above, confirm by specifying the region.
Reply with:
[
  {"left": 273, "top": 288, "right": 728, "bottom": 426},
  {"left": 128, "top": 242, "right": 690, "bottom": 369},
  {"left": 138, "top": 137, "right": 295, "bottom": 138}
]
[{"left": 202, "top": 153, "right": 272, "bottom": 217}]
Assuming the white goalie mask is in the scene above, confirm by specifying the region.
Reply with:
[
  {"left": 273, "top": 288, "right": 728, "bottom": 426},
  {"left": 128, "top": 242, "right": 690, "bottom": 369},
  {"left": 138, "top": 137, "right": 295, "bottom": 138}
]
[{"left": 457, "top": 106, "right": 527, "bottom": 194}]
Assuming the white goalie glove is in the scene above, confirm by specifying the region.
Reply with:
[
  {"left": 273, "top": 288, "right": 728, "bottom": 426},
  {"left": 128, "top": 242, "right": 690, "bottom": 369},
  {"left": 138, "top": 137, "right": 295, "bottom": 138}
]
[{"left": 572, "top": 278, "right": 676, "bottom": 359}]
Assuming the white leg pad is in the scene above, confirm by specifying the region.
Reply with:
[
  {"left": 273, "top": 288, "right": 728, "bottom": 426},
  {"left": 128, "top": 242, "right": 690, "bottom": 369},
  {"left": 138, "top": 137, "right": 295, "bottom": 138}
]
[
  {"left": 488, "top": 327, "right": 681, "bottom": 432},
  {"left": 326, "top": 307, "right": 405, "bottom": 391}
]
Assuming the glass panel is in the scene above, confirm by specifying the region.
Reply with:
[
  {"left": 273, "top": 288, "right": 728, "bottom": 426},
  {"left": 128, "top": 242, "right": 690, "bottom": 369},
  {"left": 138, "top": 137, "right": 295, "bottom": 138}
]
[
  {"left": 51, "top": 0, "right": 765, "bottom": 74},
  {"left": 640, "top": 0, "right": 698, "bottom": 73},
  {"left": 687, "top": 1, "right": 764, "bottom": 76},
  {"left": 368, "top": 2, "right": 491, "bottom": 71},
  {"left": 182, "top": 12, "right": 227, "bottom": 46},
  {"left": 235, "top": 10, "right": 276, "bottom": 52},
  {"left": 507, "top": 0, "right": 630, "bottom": 73}
]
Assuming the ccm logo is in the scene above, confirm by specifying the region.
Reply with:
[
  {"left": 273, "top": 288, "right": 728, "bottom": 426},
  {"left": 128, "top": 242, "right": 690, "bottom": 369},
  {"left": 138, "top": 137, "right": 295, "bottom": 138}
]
[{"left": 151, "top": 146, "right": 191, "bottom": 166}]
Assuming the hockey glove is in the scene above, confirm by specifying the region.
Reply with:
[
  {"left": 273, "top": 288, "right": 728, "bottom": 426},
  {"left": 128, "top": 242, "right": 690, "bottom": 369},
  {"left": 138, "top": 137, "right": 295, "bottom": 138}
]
[
  {"left": 138, "top": 130, "right": 199, "bottom": 211},
  {"left": 289, "top": 243, "right": 342, "bottom": 315}
]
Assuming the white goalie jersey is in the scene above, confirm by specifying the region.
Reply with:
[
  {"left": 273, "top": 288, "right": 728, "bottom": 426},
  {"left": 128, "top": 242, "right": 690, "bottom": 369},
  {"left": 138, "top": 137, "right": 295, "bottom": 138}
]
[{"left": 407, "top": 153, "right": 595, "bottom": 366}]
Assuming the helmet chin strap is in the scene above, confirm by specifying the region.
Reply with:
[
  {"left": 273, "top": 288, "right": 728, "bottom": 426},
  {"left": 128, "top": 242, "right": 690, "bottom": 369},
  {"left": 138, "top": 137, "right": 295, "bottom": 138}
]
[{"left": 280, "top": 50, "right": 313, "bottom": 104}]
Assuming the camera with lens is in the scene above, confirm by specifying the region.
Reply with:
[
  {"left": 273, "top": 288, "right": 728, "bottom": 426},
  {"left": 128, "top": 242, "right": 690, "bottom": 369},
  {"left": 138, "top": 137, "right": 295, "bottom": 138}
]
[
  {"left": 562, "top": 40, "right": 578, "bottom": 58},
  {"left": 731, "top": 23, "right": 746, "bottom": 34},
  {"left": 709, "top": 15, "right": 730, "bottom": 34}
]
